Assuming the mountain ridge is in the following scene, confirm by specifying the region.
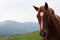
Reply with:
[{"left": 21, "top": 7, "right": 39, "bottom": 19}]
[{"left": 0, "top": 20, "right": 39, "bottom": 37}]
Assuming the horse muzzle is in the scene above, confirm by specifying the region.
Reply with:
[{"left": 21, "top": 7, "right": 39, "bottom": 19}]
[{"left": 40, "top": 30, "right": 47, "bottom": 37}]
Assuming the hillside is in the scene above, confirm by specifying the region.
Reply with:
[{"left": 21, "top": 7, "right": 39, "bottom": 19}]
[
  {"left": 0, "top": 20, "right": 39, "bottom": 37},
  {"left": 0, "top": 31, "right": 42, "bottom": 40}
]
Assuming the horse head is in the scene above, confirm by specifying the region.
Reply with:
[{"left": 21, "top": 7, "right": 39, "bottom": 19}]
[{"left": 33, "top": 2, "right": 57, "bottom": 37}]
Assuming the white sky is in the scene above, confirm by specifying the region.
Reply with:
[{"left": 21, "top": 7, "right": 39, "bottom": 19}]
[{"left": 0, "top": 0, "right": 60, "bottom": 22}]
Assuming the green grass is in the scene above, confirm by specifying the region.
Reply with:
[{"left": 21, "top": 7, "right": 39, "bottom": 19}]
[{"left": 0, "top": 31, "right": 42, "bottom": 40}]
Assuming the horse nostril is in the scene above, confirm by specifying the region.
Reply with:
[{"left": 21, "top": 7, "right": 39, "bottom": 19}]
[{"left": 40, "top": 31, "right": 46, "bottom": 37}]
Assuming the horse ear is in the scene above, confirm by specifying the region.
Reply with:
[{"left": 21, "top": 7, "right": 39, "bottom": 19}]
[
  {"left": 33, "top": 5, "right": 39, "bottom": 11},
  {"left": 45, "top": 2, "right": 48, "bottom": 10}
]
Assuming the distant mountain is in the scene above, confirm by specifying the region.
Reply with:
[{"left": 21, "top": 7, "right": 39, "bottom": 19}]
[{"left": 0, "top": 20, "right": 39, "bottom": 37}]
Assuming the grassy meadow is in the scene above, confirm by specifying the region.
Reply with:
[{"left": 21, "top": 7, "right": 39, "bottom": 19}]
[{"left": 0, "top": 31, "right": 42, "bottom": 40}]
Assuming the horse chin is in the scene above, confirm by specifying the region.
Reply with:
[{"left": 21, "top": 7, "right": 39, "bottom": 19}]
[
  {"left": 40, "top": 35, "right": 46, "bottom": 37},
  {"left": 40, "top": 34, "right": 48, "bottom": 37}
]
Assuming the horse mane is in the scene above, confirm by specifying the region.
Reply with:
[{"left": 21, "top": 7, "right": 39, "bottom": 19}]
[{"left": 44, "top": 6, "right": 60, "bottom": 40}]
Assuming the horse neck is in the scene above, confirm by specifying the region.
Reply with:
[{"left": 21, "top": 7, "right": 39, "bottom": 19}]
[
  {"left": 47, "top": 13, "right": 60, "bottom": 40},
  {"left": 43, "top": 36, "right": 59, "bottom": 40},
  {"left": 49, "top": 12, "right": 60, "bottom": 29}
]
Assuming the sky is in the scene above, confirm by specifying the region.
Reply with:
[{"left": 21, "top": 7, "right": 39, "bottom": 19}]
[{"left": 0, "top": 0, "right": 60, "bottom": 22}]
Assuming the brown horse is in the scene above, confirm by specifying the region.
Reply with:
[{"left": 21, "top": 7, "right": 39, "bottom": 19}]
[{"left": 33, "top": 2, "right": 60, "bottom": 40}]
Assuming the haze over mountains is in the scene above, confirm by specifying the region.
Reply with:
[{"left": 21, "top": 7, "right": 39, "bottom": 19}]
[{"left": 0, "top": 20, "right": 39, "bottom": 37}]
